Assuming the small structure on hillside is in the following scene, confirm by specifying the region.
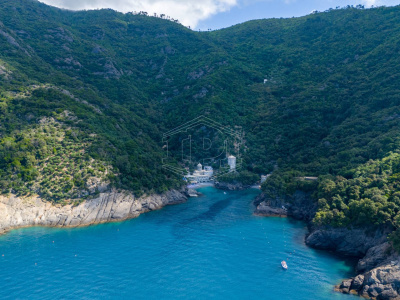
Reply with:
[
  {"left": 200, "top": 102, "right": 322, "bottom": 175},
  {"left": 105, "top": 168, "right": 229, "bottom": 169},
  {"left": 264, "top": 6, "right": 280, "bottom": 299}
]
[
  {"left": 228, "top": 155, "right": 236, "bottom": 172},
  {"left": 295, "top": 176, "right": 318, "bottom": 181},
  {"left": 261, "top": 175, "right": 268, "bottom": 183}
]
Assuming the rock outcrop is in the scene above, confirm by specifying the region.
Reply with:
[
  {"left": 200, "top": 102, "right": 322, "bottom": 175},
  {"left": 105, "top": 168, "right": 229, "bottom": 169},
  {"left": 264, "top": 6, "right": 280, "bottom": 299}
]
[
  {"left": 307, "top": 224, "right": 400, "bottom": 299},
  {"left": 0, "top": 189, "right": 187, "bottom": 235},
  {"left": 254, "top": 190, "right": 316, "bottom": 221},
  {"left": 254, "top": 200, "right": 287, "bottom": 217},
  {"left": 336, "top": 260, "right": 400, "bottom": 300},
  {"left": 186, "top": 188, "right": 202, "bottom": 197},
  {"left": 306, "top": 227, "right": 391, "bottom": 257},
  {"left": 335, "top": 241, "right": 400, "bottom": 299},
  {"left": 215, "top": 181, "right": 250, "bottom": 191}
]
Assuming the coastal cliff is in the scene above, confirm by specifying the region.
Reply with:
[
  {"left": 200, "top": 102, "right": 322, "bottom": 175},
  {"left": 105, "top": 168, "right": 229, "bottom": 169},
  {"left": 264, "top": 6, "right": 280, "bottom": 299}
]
[
  {"left": 214, "top": 181, "right": 249, "bottom": 191},
  {"left": 0, "top": 189, "right": 187, "bottom": 235},
  {"left": 254, "top": 190, "right": 316, "bottom": 221},
  {"left": 254, "top": 192, "right": 400, "bottom": 300}
]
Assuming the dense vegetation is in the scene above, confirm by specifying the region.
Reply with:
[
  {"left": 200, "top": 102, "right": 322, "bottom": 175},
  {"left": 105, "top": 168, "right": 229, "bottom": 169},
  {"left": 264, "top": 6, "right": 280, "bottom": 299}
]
[
  {"left": 0, "top": 0, "right": 399, "bottom": 223},
  {"left": 0, "top": 113, "right": 111, "bottom": 203},
  {"left": 313, "top": 152, "right": 400, "bottom": 227}
]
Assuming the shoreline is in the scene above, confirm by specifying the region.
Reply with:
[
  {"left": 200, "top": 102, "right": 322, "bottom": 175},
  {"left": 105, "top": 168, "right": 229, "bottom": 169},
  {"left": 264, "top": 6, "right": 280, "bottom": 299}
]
[
  {"left": 187, "top": 182, "right": 261, "bottom": 190},
  {"left": 0, "top": 189, "right": 187, "bottom": 237},
  {"left": 254, "top": 191, "right": 400, "bottom": 299},
  {"left": 0, "top": 183, "right": 262, "bottom": 236},
  {"left": 186, "top": 182, "right": 215, "bottom": 189},
  {"left": 0, "top": 217, "right": 132, "bottom": 237},
  {"left": 0, "top": 183, "right": 261, "bottom": 236}
]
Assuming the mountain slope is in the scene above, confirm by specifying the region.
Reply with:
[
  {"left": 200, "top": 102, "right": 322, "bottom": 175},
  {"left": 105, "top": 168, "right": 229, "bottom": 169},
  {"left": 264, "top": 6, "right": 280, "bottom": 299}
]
[{"left": 0, "top": 0, "right": 399, "bottom": 207}]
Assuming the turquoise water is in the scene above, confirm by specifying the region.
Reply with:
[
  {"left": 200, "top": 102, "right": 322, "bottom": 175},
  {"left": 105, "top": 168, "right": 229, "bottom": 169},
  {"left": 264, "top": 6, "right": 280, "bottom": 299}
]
[{"left": 0, "top": 187, "right": 356, "bottom": 299}]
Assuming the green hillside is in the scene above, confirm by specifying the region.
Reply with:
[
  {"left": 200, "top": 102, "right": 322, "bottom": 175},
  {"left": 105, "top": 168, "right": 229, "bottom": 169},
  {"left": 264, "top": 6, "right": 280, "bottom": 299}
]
[{"left": 0, "top": 0, "right": 400, "bottom": 214}]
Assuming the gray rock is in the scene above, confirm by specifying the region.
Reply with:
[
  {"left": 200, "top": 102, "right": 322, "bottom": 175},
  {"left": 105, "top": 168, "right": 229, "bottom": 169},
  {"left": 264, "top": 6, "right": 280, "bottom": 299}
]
[
  {"left": 306, "top": 227, "right": 389, "bottom": 257},
  {"left": 254, "top": 201, "right": 287, "bottom": 217},
  {"left": 0, "top": 189, "right": 187, "bottom": 234},
  {"left": 379, "top": 286, "right": 400, "bottom": 300},
  {"left": 341, "top": 261, "right": 400, "bottom": 299},
  {"left": 368, "top": 284, "right": 380, "bottom": 297},
  {"left": 215, "top": 181, "right": 249, "bottom": 191},
  {"left": 254, "top": 190, "right": 316, "bottom": 221},
  {"left": 0, "top": 29, "right": 31, "bottom": 56},
  {"left": 361, "top": 285, "right": 370, "bottom": 298},
  {"left": 351, "top": 274, "right": 365, "bottom": 290},
  {"left": 255, "top": 190, "right": 400, "bottom": 300},
  {"left": 187, "top": 69, "right": 204, "bottom": 80},
  {"left": 339, "top": 279, "right": 352, "bottom": 293},
  {"left": 358, "top": 242, "right": 393, "bottom": 273},
  {"left": 186, "top": 189, "right": 202, "bottom": 197}
]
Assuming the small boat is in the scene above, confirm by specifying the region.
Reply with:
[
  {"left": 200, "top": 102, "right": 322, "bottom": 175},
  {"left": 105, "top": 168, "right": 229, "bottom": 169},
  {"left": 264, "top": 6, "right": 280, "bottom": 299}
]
[
  {"left": 281, "top": 261, "right": 288, "bottom": 270},
  {"left": 224, "top": 192, "right": 227, "bottom": 194}
]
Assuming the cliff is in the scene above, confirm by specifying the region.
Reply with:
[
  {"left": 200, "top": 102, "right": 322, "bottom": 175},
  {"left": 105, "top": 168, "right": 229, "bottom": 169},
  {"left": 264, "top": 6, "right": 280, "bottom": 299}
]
[
  {"left": 0, "top": 189, "right": 187, "bottom": 235},
  {"left": 214, "top": 181, "right": 250, "bottom": 191},
  {"left": 254, "top": 190, "right": 316, "bottom": 221},
  {"left": 254, "top": 192, "right": 400, "bottom": 300}
]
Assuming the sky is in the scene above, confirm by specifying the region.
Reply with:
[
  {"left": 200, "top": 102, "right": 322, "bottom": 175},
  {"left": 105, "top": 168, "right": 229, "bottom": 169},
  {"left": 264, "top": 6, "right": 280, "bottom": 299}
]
[{"left": 39, "top": 0, "right": 400, "bottom": 30}]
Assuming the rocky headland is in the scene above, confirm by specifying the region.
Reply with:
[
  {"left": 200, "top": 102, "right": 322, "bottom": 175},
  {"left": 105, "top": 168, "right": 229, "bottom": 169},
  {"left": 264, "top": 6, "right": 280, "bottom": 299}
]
[
  {"left": 0, "top": 189, "right": 187, "bottom": 235},
  {"left": 214, "top": 181, "right": 250, "bottom": 191},
  {"left": 254, "top": 192, "right": 400, "bottom": 300}
]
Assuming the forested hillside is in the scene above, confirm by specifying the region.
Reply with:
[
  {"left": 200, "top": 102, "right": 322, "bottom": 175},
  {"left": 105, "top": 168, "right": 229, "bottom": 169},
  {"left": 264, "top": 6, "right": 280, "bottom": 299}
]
[{"left": 0, "top": 0, "right": 399, "bottom": 210}]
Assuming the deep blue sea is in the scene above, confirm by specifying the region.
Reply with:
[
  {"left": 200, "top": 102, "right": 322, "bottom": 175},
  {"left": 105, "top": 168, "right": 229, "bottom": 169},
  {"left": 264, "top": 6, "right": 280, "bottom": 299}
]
[{"left": 0, "top": 187, "right": 357, "bottom": 299}]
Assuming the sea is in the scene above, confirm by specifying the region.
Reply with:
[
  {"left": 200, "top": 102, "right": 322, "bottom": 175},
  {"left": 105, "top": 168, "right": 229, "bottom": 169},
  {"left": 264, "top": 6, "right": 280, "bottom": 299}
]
[{"left": 0, "top": 187, "right": 357, "bottom": 299}]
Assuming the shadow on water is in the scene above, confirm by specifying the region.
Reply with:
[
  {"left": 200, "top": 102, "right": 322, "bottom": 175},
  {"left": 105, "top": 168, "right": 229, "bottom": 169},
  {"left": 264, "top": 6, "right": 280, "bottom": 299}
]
[{"left": 178, "top": 198, "right": 233, "bottom": 226}]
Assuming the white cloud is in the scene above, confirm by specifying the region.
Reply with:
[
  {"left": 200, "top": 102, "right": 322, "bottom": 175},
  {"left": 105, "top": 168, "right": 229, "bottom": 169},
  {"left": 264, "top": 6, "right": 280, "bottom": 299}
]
[
  {"left": 363, "top": 0, "right": 377, "bottom": 6},
  {"left": 39, "top": 0, "right": 238, "bottom": 28}
]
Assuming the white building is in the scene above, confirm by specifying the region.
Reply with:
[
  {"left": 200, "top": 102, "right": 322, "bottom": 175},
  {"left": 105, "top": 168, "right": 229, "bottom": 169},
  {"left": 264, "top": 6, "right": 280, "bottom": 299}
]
[
  {"left": 228, "top": 155, "right": 236, "bottom": 171},
  {"left": 186, "top": 164, "right": 214, "bottom": 183},
  {"left": 203, "top": 166, "right": 214, "bottom": 177},
  {"left": 261, "top": 175, "right": 270, "bottom": 183}
]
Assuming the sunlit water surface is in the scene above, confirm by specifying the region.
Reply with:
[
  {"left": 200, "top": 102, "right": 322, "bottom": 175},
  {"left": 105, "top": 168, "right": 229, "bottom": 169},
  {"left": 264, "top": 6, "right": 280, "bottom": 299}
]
[{"left": 0, "top": 187, "right": 357, "bottom": 299}]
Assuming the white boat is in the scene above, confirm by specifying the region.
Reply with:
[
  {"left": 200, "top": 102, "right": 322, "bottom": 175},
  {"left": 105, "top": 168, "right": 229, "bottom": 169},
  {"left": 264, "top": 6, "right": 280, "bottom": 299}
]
[
  {"left": 281, "top": 261, "right": 288, "bottom": 270},
  {"left": 224, "top": 192, "right": 227, "bottom": 194}
]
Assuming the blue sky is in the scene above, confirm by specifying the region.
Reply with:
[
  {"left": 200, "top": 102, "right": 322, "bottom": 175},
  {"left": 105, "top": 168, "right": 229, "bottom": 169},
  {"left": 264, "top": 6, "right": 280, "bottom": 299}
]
[
  {"left": 197, "top": 0, "right": 400, "bottom": 30},
  {"left": 41, "top": 0, "right": 400, "bottom": 29}
]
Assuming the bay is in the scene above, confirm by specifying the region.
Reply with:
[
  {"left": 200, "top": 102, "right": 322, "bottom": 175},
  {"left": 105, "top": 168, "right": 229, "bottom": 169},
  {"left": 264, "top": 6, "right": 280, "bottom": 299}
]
[{"left": 0, "top": 187, "right": 356, "bottom": 299}]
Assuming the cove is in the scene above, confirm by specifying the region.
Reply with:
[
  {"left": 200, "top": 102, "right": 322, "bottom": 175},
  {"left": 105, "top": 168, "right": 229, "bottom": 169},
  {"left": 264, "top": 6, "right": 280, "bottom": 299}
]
[{"left": 0, "top": 187, "right": 357, "bottom": 299}]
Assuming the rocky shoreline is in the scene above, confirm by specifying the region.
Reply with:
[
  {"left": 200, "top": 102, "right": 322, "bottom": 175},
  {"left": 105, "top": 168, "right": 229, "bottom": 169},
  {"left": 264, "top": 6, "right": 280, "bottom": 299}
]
[
  {"left": 3, "top": 185, "right": 400, "bottom": 299},
  {"left": 0, "top": 189, "right": 187, "bottom": 235},
  {"left": 214, "top": 181, "right": 250, "bottom": 191},
  {"left": 254, "top": 192, "right": 400, "bottom": 300}
]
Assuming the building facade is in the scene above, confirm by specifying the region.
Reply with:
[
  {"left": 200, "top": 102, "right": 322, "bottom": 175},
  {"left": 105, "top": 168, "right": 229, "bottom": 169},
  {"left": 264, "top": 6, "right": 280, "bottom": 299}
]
[
  {"left": 186, "top": 164, "right": 214, "bottom": 183},
  {"left": 228, "top": 155, "right": 236, "bottom": 171}
]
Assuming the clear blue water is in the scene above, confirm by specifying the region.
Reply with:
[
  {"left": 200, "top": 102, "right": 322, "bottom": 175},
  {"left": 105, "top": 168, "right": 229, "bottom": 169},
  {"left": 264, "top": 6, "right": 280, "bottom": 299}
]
[{"left": 0, "top": 187, "right": 357, "bottom": 300}]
